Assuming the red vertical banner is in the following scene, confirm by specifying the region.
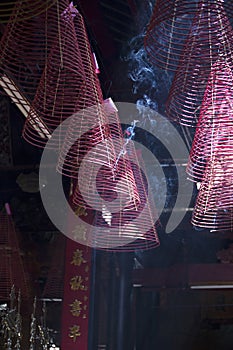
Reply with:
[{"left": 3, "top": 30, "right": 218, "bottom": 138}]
[{"left": 61, "top": 238, "right": 91, "bottom": 349}]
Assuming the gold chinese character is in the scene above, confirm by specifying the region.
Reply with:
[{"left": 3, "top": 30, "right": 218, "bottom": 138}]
[
  {"left": 83, "top": 314, "right": 87, "bottom": 319},
  {"left": 72, "top": 223, "right": 87, "bottom": 242},
  {"left": 70, "top": 299, "right": 82, "bottom": 317},
  {"left": 69, "top": 325, "right": 81, "bottom": 342},
  {"left": 75, "top": 205, "right": 87, "bottom": 217},
  {"left": 83, "top": 304, "right": 88, "bottom": 311},
  {"left": 71, "top": 249, "right": 87, "bottom": 266},
  {"left": 70, "top": 276, "right": 85, "bottom": 291},
  {"left": 85, "top": 265, "right": 89, "bottom": 273},
  {"left": 84, "top": 296, "right": 88, "bottom": 302}
]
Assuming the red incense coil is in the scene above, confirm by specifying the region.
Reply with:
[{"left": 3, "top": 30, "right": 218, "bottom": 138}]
[
  {"left": 0, "top": 0, "right": 57, "bottom": 23},
  {"left": 0, "top": 0, "right": 71, "bottom": 104},
  {"left": 192, "top": 154, "right": 233, "bottom": 231},
  {"left": 56, "top": 11, "right": 121, "bottom": 177},
  {"left": 166, "top": 0, "right": 233, "bottom": 126},
  {"left": 67, "top": 88, "right": 159, "bottom": 251},
  {"left": 187, "top": 58, "right": 233, "bottom": 182},
  {"left": 72, "top": 139, "right": 160, "bottom": 251},
  {"left": 0, "top": 209, "right": 30, "bottom": 300},
  {"left": 96, "top": 146, "right": 160, "bottom": 251},
  {"left": 21, "top": 4, "right": 149, "bottom": 237},
  {"left": 144, "top": 0, "right": 200, "bottom": 71},
  {"left": 22, "top": 3, "right": 85, "bottom": 148},
  {"left": 71, "top": 99, "right": 141, "bottom": 215}
]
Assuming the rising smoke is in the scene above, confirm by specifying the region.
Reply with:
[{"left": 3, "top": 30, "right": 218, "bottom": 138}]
[{"left": 123, "top": 2, "right": 185, "bottom": 226}]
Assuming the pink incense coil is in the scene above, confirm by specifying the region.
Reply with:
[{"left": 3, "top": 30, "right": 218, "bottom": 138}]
[
  {"left": 166, "top": 0, "right": 233, "bottom": 126},
  {"left": 0, "top": 0, "right": 57, "bottom": 23},
  {"left": 22, "top": 3, "right": 85, "bottom": 148},
  {"left": 144, "top": 0, "right": 201, "bottom": 72},
  {"left": 56, "top": 103, "right": 118, "bottom": 179},
  {"left": 187, "top": 58, "right": 233, "bottom": 182},
  {"left": 192, "top": 155, "right": 233, "bottom": 231},
  {"left": 71, "top": 100, "right": 141, "bottom": 214},
  {"left": 72, "top": 137, "right": 159, "bottom": 251},
  {"left": 56, "top": 12, "right": 119, "bottom": 177},
  {"left": 72, "top": 149, "right": 140, "bottom": 213},
  {"left": 0, "top": 0, "right": 72, "bottom": 104},
  {"left": 0, "top": 210, "right": 30, "bottom": 300},
  {"left": 188, "top": 129, "right": 233, "bottom": 182},
  {"left": 88, "top": 144, "right": 159, "bottom": 251}
]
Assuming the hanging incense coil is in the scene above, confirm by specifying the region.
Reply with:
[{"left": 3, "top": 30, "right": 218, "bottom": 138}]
[
  {"left": 22, "top": 3, "right": 85, "bottom": 147},
  {"left": 187, "top": 58, "right": 233, "bottom": 182},
  {"left": 144, "top": 0, "right": 200, "bottom": 72},
  {"left": 192, "top": 153, "right": 233, "bottom": 231},
  {"left": 0, "top": 209, "right": 30, "bottom": 300},
  {"left": 26, "top": 6, "right": 141, "bottom": 225},
  {"left": 56, "top": 11, "right": 121, "bottom": 177},
  {"left": 92, "top": 146, "right": 160, "bottom": 251},
  {"left": 0, "top": 0, "right": 58, "bottom": 23},
  {"left": 23, "top": 7, "right": 109, "bottom": 151},
  {"left": 166, "top": 0, "right": 233, "bottom": 126},
  {"left": 0, "top": 0, "right": 71, "bottom": 104},
  {"left": 72, "top": 133, "right": 160, "bottom": 251},
  {"left": 71, "top": 99, "right": 141, "bottom": 214}
]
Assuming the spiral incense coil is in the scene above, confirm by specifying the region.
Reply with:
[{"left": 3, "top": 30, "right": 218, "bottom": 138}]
[
  {"left": 192, "top": 154, "right": 233, "bottom": 231},
  {"left": 187, "top": 58, "right": 233, "bottom": 182},
  {"left": 0, "top": 0, "right": 71, "bottom": 104},
  {"left": 72, "top": 141, "right": 160, "bottom": 251},
  {"left": 56, "top": 11, "right": 120, "bottom": 177},
  {"left": 56, "top": 101, "right": 118, "bottom": 180},
  {"left": 57, "top": 15, "right": 160, "bottom": 251},
  {"left": 22, "top": 3, "right": 85, "bottom": 148},
  {"left": 0, "top": 0, "right": 58, "bottom": 23},
  {"left": 0, "top": 209, "right": 30, "bottom": 300},
  {"left": 70, "top": 98, "right": 159, "bottom": 251},
  {"left": 93, "top": 146, "right": 160, "bottom": 251},
  {"left": 71, "top": 99, "right": 141, "bottom": 214},
  {"left": 166, "top": 0, "right": 233, "bottom": 126},
  {"left": 144, "top": 0, "right": 203, "bottom": 71}
]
